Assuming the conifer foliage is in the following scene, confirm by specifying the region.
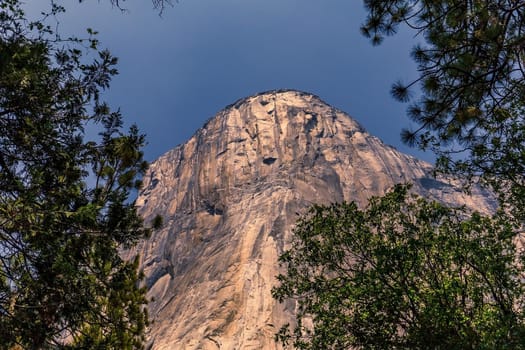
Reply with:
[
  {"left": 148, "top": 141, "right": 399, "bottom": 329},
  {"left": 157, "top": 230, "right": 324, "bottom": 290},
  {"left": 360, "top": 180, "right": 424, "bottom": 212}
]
[
  {"left": 0, "top": 1, "right": 151, "bottom": 348},
  {"left": 362, "top": 0, "right": 525, "bottom": 217}
]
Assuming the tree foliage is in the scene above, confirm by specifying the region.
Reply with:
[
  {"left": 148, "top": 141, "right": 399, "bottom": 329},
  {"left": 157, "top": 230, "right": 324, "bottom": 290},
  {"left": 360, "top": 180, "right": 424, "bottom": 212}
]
[
  {"left": 273, "top": 185, "right": 525, "bottom": 349},
  {"left": 81, "top": 0, "right": 173, "bottom": 14},
  {"left": 0, "top": 0, "right": 154, "bottom": 348},
  {"left": 274, "top": 1, "right": 525, "bottom": 348},
  {"left": 361, "top": 0, "right": 525, "bottom": 217}
]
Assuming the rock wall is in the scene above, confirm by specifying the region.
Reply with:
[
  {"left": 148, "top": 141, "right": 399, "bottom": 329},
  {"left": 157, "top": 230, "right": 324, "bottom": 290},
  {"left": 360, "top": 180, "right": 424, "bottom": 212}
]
[{"left": 125, "top": 90, "right": 494, "bottom": 349}]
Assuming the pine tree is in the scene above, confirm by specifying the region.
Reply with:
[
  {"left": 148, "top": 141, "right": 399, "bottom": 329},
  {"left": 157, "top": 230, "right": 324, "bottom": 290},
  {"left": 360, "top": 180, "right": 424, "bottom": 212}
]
[
  {"left": 361, "top": 0, "right": 525, "bottom": 218},
  {"left": 0, "top": 1, "right": 154, "bottom": 348}
]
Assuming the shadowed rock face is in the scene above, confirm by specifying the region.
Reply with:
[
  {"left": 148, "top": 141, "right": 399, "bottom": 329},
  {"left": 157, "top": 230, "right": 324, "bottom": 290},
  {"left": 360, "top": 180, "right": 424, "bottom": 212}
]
[{"left": 126, "top": 90, "right": 494, "bottom": 349}]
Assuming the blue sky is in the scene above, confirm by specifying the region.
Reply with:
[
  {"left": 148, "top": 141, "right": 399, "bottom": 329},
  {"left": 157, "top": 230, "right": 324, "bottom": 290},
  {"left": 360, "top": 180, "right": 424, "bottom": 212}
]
[{"left": 29, "top": 0, "right": 431, "bottom": 162}]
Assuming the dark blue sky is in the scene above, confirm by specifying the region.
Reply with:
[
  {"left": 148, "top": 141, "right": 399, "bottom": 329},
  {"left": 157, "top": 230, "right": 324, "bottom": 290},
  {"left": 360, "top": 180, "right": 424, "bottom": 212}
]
[{"left": 29, "top": 0, "right": 431, "bottom": 162}]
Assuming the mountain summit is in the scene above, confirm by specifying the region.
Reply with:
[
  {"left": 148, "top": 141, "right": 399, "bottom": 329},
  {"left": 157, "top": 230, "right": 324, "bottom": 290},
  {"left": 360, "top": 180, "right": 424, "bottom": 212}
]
[{"left": 128, "top": 90, "right": 493, "bottom": 349}]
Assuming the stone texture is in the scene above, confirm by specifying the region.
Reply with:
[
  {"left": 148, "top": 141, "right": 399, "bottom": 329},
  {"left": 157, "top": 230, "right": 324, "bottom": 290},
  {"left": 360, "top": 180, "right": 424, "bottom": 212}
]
[{"left": 124, "top": 90, "right": 495, "bottom": 349}]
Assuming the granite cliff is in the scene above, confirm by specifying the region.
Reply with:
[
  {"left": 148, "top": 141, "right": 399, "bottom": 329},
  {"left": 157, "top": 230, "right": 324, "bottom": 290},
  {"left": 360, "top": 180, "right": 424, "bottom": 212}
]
[{"left": 125, "top": 90, "right": 494, "bottom": 349}]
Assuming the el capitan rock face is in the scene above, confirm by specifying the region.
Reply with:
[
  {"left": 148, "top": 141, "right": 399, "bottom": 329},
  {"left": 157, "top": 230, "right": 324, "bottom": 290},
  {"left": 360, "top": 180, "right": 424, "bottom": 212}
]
[{"left": 127, "top": 90, "right": 494, "bottom": 349}]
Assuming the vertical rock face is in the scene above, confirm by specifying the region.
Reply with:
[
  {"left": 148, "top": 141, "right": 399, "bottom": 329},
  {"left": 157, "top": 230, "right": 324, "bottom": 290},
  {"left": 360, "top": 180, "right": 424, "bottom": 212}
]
[{"left": 128, "top": 90, "right": 494, "bottom": 349}]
